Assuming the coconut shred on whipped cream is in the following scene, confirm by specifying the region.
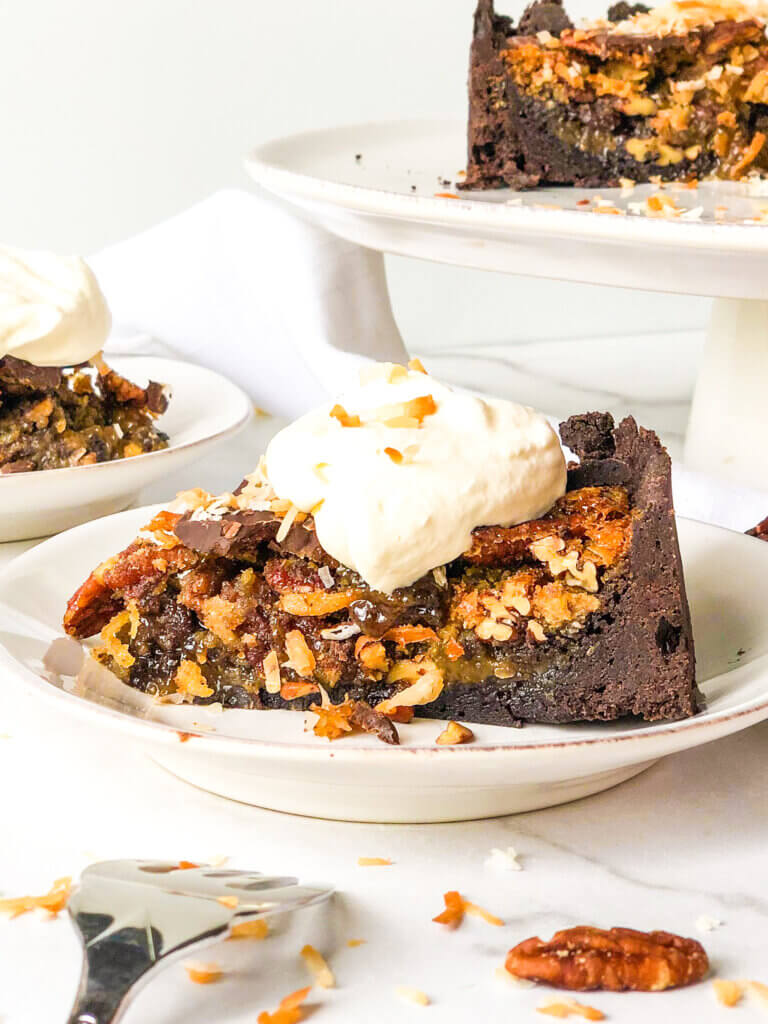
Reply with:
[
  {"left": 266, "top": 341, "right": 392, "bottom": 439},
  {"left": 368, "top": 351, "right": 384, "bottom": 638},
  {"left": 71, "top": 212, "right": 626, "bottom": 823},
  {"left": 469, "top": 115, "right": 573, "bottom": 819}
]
[
  {"left": 0, "top": 245, "right": 111, "bottom": 366},
  {"left": 252, "top": 362, "right": 566, "bottom": 594}
]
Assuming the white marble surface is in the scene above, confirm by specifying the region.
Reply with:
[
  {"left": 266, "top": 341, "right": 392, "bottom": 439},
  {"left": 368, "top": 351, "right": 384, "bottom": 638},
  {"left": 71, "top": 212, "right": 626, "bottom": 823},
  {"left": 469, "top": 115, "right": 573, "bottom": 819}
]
[{"left": 1, "top": 347, "right": 767, "bottom": 1023}]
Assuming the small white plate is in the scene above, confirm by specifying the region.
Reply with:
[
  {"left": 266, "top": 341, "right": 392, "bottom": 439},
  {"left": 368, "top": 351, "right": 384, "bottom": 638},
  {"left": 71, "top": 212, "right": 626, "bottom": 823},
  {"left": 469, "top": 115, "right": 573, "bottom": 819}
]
[
  {"left": 0, "top": 356, "right": 252, "bottom": 541},
  {"left": 1, "top": 505, "right": 767, "bottom": 822},
  {"left": 246, "top": 119, "right": 768, "bottom": 299}
]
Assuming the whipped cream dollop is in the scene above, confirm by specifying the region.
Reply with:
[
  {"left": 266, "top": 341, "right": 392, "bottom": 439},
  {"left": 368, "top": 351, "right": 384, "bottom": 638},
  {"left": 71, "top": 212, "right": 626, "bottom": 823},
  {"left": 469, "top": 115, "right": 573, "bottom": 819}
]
[
  {"left": 0, "top": 246, "right": 111, "bottom": 366},
  {"left": 265, "top": 364, "right": 566, "bottom": 593}
]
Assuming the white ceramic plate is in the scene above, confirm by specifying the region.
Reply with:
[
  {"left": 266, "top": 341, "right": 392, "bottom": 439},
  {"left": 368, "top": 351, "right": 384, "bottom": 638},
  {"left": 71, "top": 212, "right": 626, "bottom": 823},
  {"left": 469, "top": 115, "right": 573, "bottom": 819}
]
[
  {"left": 1, "top": 506, "right": 767, "bottom": 822},
  {"left": 0, "top": 356, "right": 252, "bottom": 541},
  {"left": 246, "top": 118, "right": 768, "bottom": 299}
]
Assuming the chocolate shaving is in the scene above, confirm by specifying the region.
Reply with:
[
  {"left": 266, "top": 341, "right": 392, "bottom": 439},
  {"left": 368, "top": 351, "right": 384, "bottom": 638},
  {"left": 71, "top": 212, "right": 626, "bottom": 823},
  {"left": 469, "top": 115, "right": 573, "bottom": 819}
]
[{"left": 0, "top": 355, "right": 63, "bottom": 395}]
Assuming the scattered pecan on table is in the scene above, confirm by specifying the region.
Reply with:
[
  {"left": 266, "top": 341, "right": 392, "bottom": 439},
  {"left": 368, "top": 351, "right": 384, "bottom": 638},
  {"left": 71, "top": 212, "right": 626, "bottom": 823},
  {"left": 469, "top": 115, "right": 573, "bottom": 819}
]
[{"left": 505, "top": 926, "right": 709, "bottom": 992}]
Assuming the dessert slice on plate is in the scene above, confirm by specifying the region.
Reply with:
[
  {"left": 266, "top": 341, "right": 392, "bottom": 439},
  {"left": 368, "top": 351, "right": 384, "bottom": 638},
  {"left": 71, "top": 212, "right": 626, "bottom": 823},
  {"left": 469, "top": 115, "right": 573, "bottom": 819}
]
[
  {"left": 62, "top": 363, "right": 697, "bottom": 734},
  {"left": 465, "top": 0, "right": 768, "bottom": 189},
  {"left": 0, "top": 354, "right": 168, "bottom": 473},
  {"left": 0, "top": 245, "right": 168, "bottom": 473}
]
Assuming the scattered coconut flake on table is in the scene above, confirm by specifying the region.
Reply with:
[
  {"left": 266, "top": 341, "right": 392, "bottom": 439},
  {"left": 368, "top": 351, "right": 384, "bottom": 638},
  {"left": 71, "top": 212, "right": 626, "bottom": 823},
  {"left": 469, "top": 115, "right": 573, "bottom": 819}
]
[
  {"left": 357, "top": 857, "right": 392, "bottom": 866},
  {"left": 258, "top": 986, "right": 311, "bottom": 1024},
  {"left": 712, "top": 979, "right": 743, "bottom": 1007},
  {"left": 347, "top": 938, "right": 366, "bottom": 948},
  {"left": 0, "top": 876, "right": 72, "bottom": 919},
  {"left": 229, "top": 918, "right": 269, "bottom": 941},
  {"left": 301, "top": 944, "right": 335, "bottom": 988},
  {"left": 695, "top": 914, "right": 723, "bottom": 933},
  {"left": 184, "top": 961, "right": 223, "bottom": 984},
  {"left": 395, "top": 986, "right": 430, "bottom": 1006},
  {"left": 537, "top": 997, "right": 604, "bottom": 1020},
  {"left": 486, "top": 846, "right": 523, "bottom": 871}
]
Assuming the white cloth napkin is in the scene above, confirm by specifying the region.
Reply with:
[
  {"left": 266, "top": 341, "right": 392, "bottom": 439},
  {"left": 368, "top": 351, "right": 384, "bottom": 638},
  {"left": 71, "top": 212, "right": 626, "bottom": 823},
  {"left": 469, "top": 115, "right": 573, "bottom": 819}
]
[
  {"left": 93, "top": 188, "right": 408, "bottom": 419},
  {"left": 93, "top": 188, "right": 767, "bottom": 535}
]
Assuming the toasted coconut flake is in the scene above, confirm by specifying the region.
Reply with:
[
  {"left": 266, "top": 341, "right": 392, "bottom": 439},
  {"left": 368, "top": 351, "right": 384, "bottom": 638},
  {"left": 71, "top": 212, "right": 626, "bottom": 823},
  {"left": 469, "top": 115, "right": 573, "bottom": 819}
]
[
  {"left": 444, "top": 637, "right": 465, "bottom": 660},
  {"left": 320, "top": 622, "right": 361, "bottom": 641},
  {"left": 384, "top": 446, "right": 403, "bottom": 464},
  {"left": 347, "top": 938, "right": 366, "bottom": 947},
  {"left": 395, "top": 986, "right": 430, "bottom": 1006},
  {"left": 377, "top": 661, "right": 444, "bottom": 712},
  {"left": 408, "top": 357, "right": 428, "bottom": 374},
  {"left": 280, "top": 590, "right": 357, "bottom": 616},
  {"left": 432, "top": 565, "right": 448, "bottom": 588},
  {"left": 285, "top": 630, "right": 316, "bottom": 677},
  {"left": 174, "top": 660, "right": 214, "bottom": 700},
  {"left": 313, "top": 462, "right": 330, "bottom": 483},
  {"left": 280, "top": 681, "right": 319, "bottom": 701},
  {"left": 230, "top": 918, "right": 270, "bottom": 940},
  {"left": 433, "top": 891, "right": 465, "bottom": 929},
  {"left": 463, "top": 900, "right": 504, "bottom": 926},
  {"left": 528, "top": 621, "right": 546, "bottom": 643},
  {"left": 355, "top": 635, "right": 389, "bottom": 673},
  {"left": 217, "top": 895, "right": 239, "bottom": 908},
  {"left": 537, "top": 998, "right": 604, "bottom": 1020},
  {"left": 184, "top": 961, "right": 223, "bottom": 984},
  {"left": 713, "top": 979, "right": 743, "bottom": 1007},
  {"left": 486, "top": 846, "right": 523, "bottom": 871},
  {"left": 257, "top": 985, "right": 311, "bottom": 1024},
  {"left": 177, "top": 860, "right": 199, "bottom": 870},
  {"left": 0, "top": 876, "right": 72, "bottom": 919},
  {"left": 385, "top": 705, "right": 415, "bottom": 723},
  {"left": 318, "top": 565, "right": 334, "bottom": 589},
  {"left": 310, "top": 699, "right": 355, "bottom": 740},
  {"left": 301, "top": 944, "right": 335, "bottom": 989},
  {"left": 436, "top": 721, "right": 474, "bottom": 745},
  {"left": 330, "top": 403, "right": 361, "bottom": 428},
  {"left": 276, "top": 504, "right": 299, "bottom": 544},
  {"left": 384, "top": 625, "right": 437, "bottom": 647},
  {"left": 357, "top": 857, "right": 392, "bottom": 866},
  {"left": 98, "top": 610, "right": 137, "bottom": 669},
  {"left": 695, "top": 914, "right": 723, "bottom": 933},
  {"left": 264, "top": 650, "right": 282, "bottom": 694},
  {"left": 748, "top": 981, "right": 768, "bottom": 1008}
]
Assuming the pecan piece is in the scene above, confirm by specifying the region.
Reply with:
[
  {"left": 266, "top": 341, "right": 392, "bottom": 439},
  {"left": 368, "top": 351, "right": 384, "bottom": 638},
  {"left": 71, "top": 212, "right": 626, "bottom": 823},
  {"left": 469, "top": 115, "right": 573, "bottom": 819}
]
[
  {"left": 505, "top": 926, "right": 709, "bottom": 992},
  {"left": 747, "top": 515, "right": 768, "bottom": 541}
]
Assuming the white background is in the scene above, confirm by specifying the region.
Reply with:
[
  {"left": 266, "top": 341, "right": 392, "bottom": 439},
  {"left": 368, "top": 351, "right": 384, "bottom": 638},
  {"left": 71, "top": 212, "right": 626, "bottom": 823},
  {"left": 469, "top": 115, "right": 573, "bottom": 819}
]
[{"left": 0, "top": 0, "right": 709, "bottom": 349}]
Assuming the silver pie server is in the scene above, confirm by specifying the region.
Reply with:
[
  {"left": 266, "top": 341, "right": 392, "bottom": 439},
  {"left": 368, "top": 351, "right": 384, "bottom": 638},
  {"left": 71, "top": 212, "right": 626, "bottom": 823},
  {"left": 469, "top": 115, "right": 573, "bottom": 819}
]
[{"left": 66, "top": 859, "right": 333, "bottom": 1024}]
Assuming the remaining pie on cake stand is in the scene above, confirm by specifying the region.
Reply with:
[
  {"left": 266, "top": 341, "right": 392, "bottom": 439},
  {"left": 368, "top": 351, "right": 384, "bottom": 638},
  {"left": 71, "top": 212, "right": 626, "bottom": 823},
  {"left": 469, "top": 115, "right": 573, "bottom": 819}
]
[{"left": 247, "top": 0, "right": 768, "bottom": 493}]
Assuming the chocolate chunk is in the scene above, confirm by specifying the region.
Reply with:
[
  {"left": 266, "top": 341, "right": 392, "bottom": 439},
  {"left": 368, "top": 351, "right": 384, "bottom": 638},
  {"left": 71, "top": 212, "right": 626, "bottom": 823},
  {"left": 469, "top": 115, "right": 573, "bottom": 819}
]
[
  {"left": 348, "top": 700, "right": 400, "bottom": 745},
  {"left": 559, "top": 412, "right": 616, "bottom": 460},
  {"left": 606, "top": 1, "right": 649, "bottom": 20},
  {"left": 175, "top": 506, "right": 328, "bottom": 563},
  {"left": 175, "top": 509, "right": 278, "bottom": 556},
  {"left": 0, "top": 355, "right": 63, "bottom": 394},
  {"left": 518, "top": 0, "right": 573, "bottom": 36},
  {"left": 145, "top": 381, "right": 168, "bottom": 415},
  {"left": 747, "top": 515, "right": 768, "bottom": 541}
]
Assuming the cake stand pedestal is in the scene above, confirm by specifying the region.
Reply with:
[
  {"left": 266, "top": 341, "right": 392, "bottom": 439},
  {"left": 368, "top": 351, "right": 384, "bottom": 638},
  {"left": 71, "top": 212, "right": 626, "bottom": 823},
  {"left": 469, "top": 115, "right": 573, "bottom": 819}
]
[
  {"left": 247, "top": 119, "right": 768, "bottom": 490},
  {"left": 684, "top": 298, "right": 768, "bottom": 484}
]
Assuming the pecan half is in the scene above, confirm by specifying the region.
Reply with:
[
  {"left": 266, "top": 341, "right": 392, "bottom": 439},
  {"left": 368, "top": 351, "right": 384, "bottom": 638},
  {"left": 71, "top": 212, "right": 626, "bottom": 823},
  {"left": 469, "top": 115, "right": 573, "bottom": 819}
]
[
  {"left": 747, "top": 515, "right": 768, "bottom": 541},
  {"left": 506, "top": 926, "right": 709, "bottom": 992}
]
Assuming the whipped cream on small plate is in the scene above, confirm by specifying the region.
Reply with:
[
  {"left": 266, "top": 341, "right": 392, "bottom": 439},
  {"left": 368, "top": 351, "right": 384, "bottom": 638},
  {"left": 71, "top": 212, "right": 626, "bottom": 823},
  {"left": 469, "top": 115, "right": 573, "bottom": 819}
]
[
  {"left": 265, "top": 363, "right": 566, "bottom": 593},
  {"left": 0, "top": 245, "right": 111, "bottom": 366}
]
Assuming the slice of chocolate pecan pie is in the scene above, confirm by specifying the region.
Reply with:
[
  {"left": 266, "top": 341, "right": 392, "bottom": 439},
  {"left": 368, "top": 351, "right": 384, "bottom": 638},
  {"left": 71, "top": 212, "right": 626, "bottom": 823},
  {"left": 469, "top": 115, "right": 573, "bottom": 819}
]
[
  {"left": 0, "top": 354, "right": 168, "bottom": 473},
  {"left": 62, "top": 413, "right": 698, "bottom": 728}
]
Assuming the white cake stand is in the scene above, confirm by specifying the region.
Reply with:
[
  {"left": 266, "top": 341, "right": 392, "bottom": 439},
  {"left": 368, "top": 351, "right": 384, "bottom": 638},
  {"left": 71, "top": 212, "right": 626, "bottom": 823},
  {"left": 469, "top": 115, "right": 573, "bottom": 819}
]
[{"left": 247, "top": 118, "right": 768, "bottom": 489}]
